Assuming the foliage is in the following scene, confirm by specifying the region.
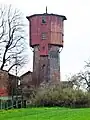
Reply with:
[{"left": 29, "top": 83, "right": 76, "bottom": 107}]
[
  {"left": 67, "top": 59, "right": 90, "bottom": 91},
  {"left": 29, "top": 84, "right": 90, "bottom": 108},
  {"left": 68, "top": 71, "right": 90, "bottom": 91}
]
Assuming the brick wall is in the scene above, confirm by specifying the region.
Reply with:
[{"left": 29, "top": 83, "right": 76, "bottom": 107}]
[
  {"left": 0, "top": 70, "right": 9, "bottom": 96},
  {"left": 33, "top": 45, "right": 60, "bottom": 86},
  {"left": 20, "top": 71, "right": 33, "bottom": 91}
]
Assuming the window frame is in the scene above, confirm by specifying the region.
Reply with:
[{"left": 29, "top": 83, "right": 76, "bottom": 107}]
[
  {"left": 41, "top": 32, "right": 47, "bottom": 40},
  {"left": 42, "top": 16, "right": 46, "bottom": 24}
]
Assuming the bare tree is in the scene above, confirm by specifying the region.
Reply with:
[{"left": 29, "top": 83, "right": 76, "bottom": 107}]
[
  {"left": 68, "top": 70, "right": 90, "bottom": 91},
  {"left": 0, "top": 4, "right": 27, "bottom": 74}
]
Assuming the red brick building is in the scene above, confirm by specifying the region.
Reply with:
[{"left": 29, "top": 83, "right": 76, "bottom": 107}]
[{"left": 0, "top": 70, "right": 18, "bottom": 98}]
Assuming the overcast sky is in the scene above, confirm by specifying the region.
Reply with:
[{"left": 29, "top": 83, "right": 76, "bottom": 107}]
[{"left": 0, "top": 0, "right": 90, "bottom": 80}]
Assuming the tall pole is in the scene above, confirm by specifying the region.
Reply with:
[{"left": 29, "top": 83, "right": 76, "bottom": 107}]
[
  {"left": 15, "top": 53, "right": 18, "bottom": 108},
  {"left": 46, "top": 6, "right": 47, "bottom": 14}
]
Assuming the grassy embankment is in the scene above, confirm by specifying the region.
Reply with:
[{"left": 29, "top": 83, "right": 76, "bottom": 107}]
[{"left": 0, "top": 107, "right": 90, "bottom": 120}]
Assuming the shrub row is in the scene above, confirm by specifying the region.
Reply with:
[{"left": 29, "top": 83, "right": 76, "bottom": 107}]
[{"left": 29, "top": 85, "right": 90, "bottom": 108}]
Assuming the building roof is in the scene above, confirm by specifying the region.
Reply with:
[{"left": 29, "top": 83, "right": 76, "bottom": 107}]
[
  {"left": 20, "top": 71, "right": 32, "bottom": 78},
  {"left": 26, "top": 13, "right": 67, "bottom": 20}
]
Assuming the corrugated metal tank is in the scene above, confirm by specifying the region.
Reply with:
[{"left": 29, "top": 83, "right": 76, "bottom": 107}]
[{"left": 27, "top": 14, "right": 66, "bottom": 56}]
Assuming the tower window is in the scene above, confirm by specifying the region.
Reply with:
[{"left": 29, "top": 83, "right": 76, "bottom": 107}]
[
  {"left": 41, "top": 32, "right": 47, "bottom": 40},
  {"left": 42, "top": 46, "right": 45, "bottom": 50},
  {"left": 42, "top": 64, "right": 45, "bottom": 68},
  {"left": 42, "top": 16, "right": 46, "bottom": 23}
]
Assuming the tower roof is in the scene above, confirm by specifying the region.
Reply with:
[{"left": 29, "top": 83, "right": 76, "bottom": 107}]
[{"left": 26, "top": 13, "right": 67, "bottom": 21}]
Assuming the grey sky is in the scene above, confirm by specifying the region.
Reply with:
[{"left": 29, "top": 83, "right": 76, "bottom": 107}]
[{"left": 0, "top": 0, "right": 90, "bottom": 80}]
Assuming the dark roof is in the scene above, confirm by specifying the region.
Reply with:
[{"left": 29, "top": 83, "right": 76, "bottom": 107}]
[
  {"left": 8, "top": 73, "right": 20, "bottom": 80},
  {"left": 26, "top": 13, "right": 67, "bottom": 21},
  {"left": 20, "top": 71, "right": 32, "bottom": 78},
  {"left": 8, "top": 73, "right": 17, "bottom": 77}
]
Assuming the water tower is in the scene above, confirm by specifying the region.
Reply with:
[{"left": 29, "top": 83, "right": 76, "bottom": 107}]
[{"left": 26, "top": 8, "right": 67, "bottom": 86}]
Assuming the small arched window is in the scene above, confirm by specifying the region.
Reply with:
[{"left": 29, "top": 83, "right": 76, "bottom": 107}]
[
  {"left": 42, "top": 64, "right": 45, "bottom": 69},
  {"left": 42, "top": 16, "right": 46, "bottom": 23},
  {"left": 42, "top": 46, "right": 45, "bottom": 50}
]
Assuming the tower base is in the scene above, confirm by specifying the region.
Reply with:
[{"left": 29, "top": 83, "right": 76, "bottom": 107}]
[{"left": 32, "top": 45, "right": 61, "bottom": 87}]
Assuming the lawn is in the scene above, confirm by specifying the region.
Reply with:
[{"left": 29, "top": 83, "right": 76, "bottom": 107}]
[{"left": 0, "top": 107, "right": 90, "bottom": 120}]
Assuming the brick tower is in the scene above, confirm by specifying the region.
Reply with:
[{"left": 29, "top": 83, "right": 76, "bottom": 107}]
[{"left": 26, "top": 8, "right": 67, "bottom": 86}]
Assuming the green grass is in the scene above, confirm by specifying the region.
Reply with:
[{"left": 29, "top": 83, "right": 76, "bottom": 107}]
[{"left": 0, "top": 107, "right": 90, "bottom": 120}]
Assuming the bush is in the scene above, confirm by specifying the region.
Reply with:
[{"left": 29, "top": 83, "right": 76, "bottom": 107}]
[{"left": 29, "top": 84, "right": 90, "bottom": 108}]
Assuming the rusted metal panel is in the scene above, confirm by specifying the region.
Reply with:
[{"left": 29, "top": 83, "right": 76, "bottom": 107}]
[
  {"left": 30, "top": 15, "right": 50, "bottom": 49},
  {"left": 50, "top": 32, "right": 63, "bottom": 45},
  {"left": 50, "top": 16, "right": 64, "bottom": 46},
  {"left": 27, "top": 13, "right": 66, "bottom": 47},
  {"left": 30, "top": 16, "right": 39, "bottom": 46},
  {"left": 29, "top": 14, "right": 64, "bottom": 48}
]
